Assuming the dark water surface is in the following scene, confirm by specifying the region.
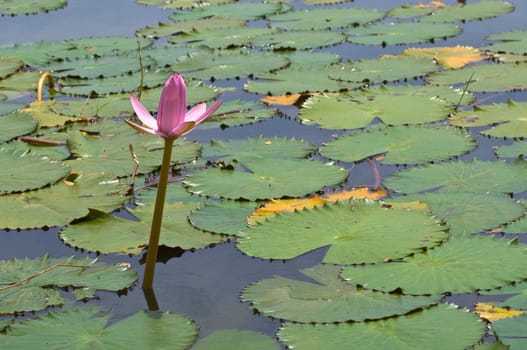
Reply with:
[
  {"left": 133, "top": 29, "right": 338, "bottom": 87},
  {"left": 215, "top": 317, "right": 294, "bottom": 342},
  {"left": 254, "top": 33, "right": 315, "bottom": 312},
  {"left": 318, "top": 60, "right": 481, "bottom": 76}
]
[{"left": 1, "top": 0, "right": 527, "bottom": 345}]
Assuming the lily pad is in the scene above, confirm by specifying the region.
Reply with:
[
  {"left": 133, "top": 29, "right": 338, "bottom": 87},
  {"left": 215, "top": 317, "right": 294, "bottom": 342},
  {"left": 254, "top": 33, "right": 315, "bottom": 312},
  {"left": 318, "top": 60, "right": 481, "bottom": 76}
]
[
  {"left": 402, "top": 46, "right": 489, "bottom": 69},
  {"left": 183, "top": 158, "right": 347, "bottom": 201},
  {"left": 278, "top": 304, "right": 485, "bottom": 350},
  {"left": 0, "top": 56, "right": 22, "bottom": 79},
  {"left": 169, "top": 2, "right": 285, "bottom": 21},
  {"left": 0, "top": 0, "right": 67, "bottom": 16},
  {"left": 449, "top": 100, "right": 527, "bottom": 138},
  {"left": 341, "top": 236, "right": 527, "bottom": 294},
  {"left": 137, "top": 17, "right": 244, "bottom": 39},
  {"left": 384, "top": 159, "right": 527, "bottom": 194},
  {"left": 320, "top": 125, "right": 474, "bottom": 164},
  {"left": 485, "top": 30, "right": 527, "bottom": 55},
  {"left": 268, "top": 8, "right": 384, "bottom": 31},
  {"left": 299, "top": 88, "right": 453, "bottom": 129},
  {"left": 202, "top": 136, "right": 316, "bottom": 164},
  {"left": 0, "top": 112, "right": 37, "bottom": 143},
  {"left": 0, "top": 173, "right": 128, "bottom": 229},
  {"left": 237, "top": 200, "right": 447, "bottom": 264},
  {"left": 198, "top": 100, "right": 275, "bottom": 129},
  {"left": 172, "top": 50, "right": 290, "bottom": 81},
  {"left": 169, "top": 27, "right": 276, "bottom": 49},
  {"left": 189, "top": 200, "right": 257, "bottom": 236},
  {"left": 492, "top": 314, "right": 527, "bottom": 349},
  {"left": 242, "top": 264, "right": 439, "bottom": 323},
  {"left": 250, "top": 30, "right": 347, "bottom": 51},
  {"left": 0, "top": 255, "right": 136, "bottom": 314},
  {"left": 347, "top": 22, "right": 461, "bottom": 46},
  {"left": 193, "top": 329, "right": 280, "bottom": 350},
  {"left": 480, "top": 280, "right": 527, "bottom": 309},
  {"left": 427, "top": 62, "right": 527, "bottom": 93},
  {"left": 0, "top": 307, "right": 198, "bottom": 350},
  {"left": 60, "top": 203, "right": 226, "bottom": 255},
  {"left": 420, "top": 0, "right": 514, "bottom": 23},
  {"left": 0, "top": 148, "right": 70, "bottom": 194}
]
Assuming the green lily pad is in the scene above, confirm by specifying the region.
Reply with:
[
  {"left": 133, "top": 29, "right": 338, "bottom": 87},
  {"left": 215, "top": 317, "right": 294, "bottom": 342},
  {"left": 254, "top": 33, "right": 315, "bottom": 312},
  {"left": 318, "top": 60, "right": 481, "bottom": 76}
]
[
  {"left": 65, "top": 119, "right": 201, "bottom": 177},
  {"left": 0, "top": 255, "right": 136, "bottom": 314},
  {"left": 480, "top": 280, "right": 527, "bottom": 309},
  {"left": 0, "top": 56, "right": 22, "bottom": 79},
  {"left": 347, "top": 22, "right": 461, "bottom": 46},
  {"left": 328, "top": 56, "right": 438, "bottom": 83},
  {"left": 427, "top": 62, "right": 527, "bottom": 92},
  {"left": 300, "top": 89, "right": 452, "bottom": 129},
  {"left": 278, "top": 304, "right": 485, "bottom": 350},
  {"left": 202, "top": 136, "right": 316, "bottom": 164},
  {"left": 0, "top": 148, "right": 70, "bottom": 194},
  {"left": 384, "top": 159, "right": 527, "bottom": 194},
  {"left": 17, "top": 100, "right": 87, "bottom": 128},
  {"left": 60, "top": 203, "right": 226, "bottom": 255},
  {"left": 250, "top": 30, "right": 347, "bottom": 51},
  {"left": 0, "top": 173, "right": 128, "bottom": 229},
  {"left": 0, "top": 0, "right": 67, "bottom": 16},
  {"left": 449, "top": 100, "right": 527, "bottom": 138},
  {"left": 0, "top": 112, "right": 37, "bottom": 143},
  {"left": 268, "top": 8, "right": 384, "bottom": 31},
  {"left": 388, "top": 192, "right": 525, "bottom": 236},
  {"left": 242, "top": 264, "right": 439, "bottom": 323},
  {"left": 420, "top": 0, "right": 514, "bottom": 23},
  {"left": 183, "top": 158, "right": 347, "bottom": 201},
  {"left": 492, "top": 314, "right": 527, "bottom": 349},
  {"left": 193, "top": 329, "right": 280, "bottom": 350},
  {"left": 198, "top": 100, "right": 275, "bottom": 129},
  {"left": 485, "top": 30, "right": 527, "bottom": 55},
  {"left": 188, "top": 200, "right": 257, "bottom": 236},
  {"left": 0, "top": 101, "right": 25, "bottom": 115},
  {"left": 496, "top": 141, "right": 527, "bottom": 159},
  {"left": 169, "top": 27, "right": 276, "bottom": 49},
  {"left": 59, "top": 69, "right": 170, "bottom": 96},
  {"left": 0, "top": 71, "right": 40, "bottom": 92},
  {"left": 245, "top": 66, "right": 353, "bottom": 95},
  {"left": 137, "top": 17, "right": 244, "bottom": 39},
  {"left": 0, "top": 307, "right": 198, "bottom": 349},
  {"left": 341, "top": 236, "right": 527, "bottom": 294},
  {"left": 169, "top": 2, "right": 284, "bottom": 21},
  {"left": 138, "top": 0, "right": 235, "bottom": 9},
  {"left": 320, "top": 125, "right": 474, "bottom": 164},
  {"left": 237, "top": 200, "right": 447, "bottom": 264},
  {"left": 172, "top": 50, "right": 290, "bottom": 81}
]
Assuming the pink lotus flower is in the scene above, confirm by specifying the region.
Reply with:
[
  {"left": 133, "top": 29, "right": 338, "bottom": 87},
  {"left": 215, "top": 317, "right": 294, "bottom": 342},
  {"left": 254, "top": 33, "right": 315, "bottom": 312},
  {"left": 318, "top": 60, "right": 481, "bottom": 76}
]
[{"left": 126, "top": 74, "right": 222, "bottom": 139}]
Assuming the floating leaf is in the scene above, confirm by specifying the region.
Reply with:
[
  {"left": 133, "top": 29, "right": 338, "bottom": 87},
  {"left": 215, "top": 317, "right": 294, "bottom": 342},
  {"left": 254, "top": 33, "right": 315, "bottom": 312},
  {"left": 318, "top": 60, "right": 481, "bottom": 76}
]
[
  {"left": 0, "top": 173, "right": 128, "bottom": 229},
  {"left": 0, "top": 308, "right": 198, "bottom": 349},
  {"left": 268, "top": 8, "right": 384, "bottom": 31},
  {"left": 475, "top": 302, "right": 524, "bottom": 322},
  {"left": 0, "top": 149, "right": 69, "bottom": 194},
  {"left": 320, "top": 125, "right": 475, "bottom": 165},
  {"left": 199, "top": 100, "right": 275, "bottom": 129},
  {"left": 492, "top": 314, "right": 527, "bottom": 349},
  {"left": 427, "top": 62, "right": 527, "bottom": 92},
  {"left": 384, "top": 159, "right": 527, "bottom": 194},
  {"left": 485, "top": 30, "right": 527, "bottom": 55},
  {"left": 170, "top": 27, "right": 276, "bottom": 49},
  {"left": 0, "top": 255, "right": 136, "bottom": 314},
  {"left": 450, "top": 100, "right": 527, "bottom": 138},
  {"left": 20, "top": 100, "right": 89, "bottom": 128},
  {"left": 341, "top": 236, "right": 527, "bottom": 294},
  {"left": 419, "top": 0, "right": 514, "bottom": 23},
  {"left": 189, "top": 200, "right": 258, "bottom": 236},
  {"left": 299, "top": 87, "right": 453, "bottom": 129},
  {"left": 61, "top": 203, "right": 225, "bottom": 255},
  {"left": 387, "top": 1, "right": 444, "bottom": 19},
  {"left": 402, "top": 46, "right": 488, "bottom": 68},
  {"left": 237, "top": 200, "right": 447, "bottom": 264},
  {"left": 0, "top": 112, "right": 36, "bottom": 143},
  {"left": 137, "top": 18, "right": 244, "bottom": 39},
  {"left": 250, "top": 30, "right": 347, "bottom": 51},
  {"left": 169, "top": 2, "right": 284, "bottom": 21},
  {"left": 387, "top": 192, "right": 525, "bottom": 236},
  {"left": 242, "top": 264, "right": 439, "bottom": 323},
  {"left": 138, "top": 0, "right": 235, "bottom": 9},
  {"left": 0, "top": 57, "right": 22, "bottom": 79},
  {"left": 278, "top": 304, "right": 485, "bottom": 350},
  {"left": 202, "top": 136, "right": 315, "bottom": 164},
  {"left": 480, "top": 280, "right": 527, "bottom": 309},
  {"left": 183, "top": 158, "right": 347, "bottom": 201},
  {"left": 193, "top": 329, "right": 280, "bottom": 350},
  {"left": 347, "top": 22, "right": 461, "bottom": 46},
  {"left": 0, "top": 0, "right": 67, "bottom": 16},
  {"left": 172, "top": 50, "right": 290, "bottom": 81}
]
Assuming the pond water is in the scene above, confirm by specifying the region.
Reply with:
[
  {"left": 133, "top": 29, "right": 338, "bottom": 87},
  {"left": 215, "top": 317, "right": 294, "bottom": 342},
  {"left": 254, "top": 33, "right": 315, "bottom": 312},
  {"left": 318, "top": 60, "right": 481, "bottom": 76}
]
[{"left": 2, "top": 0, "right": 527, "bottom": 347}]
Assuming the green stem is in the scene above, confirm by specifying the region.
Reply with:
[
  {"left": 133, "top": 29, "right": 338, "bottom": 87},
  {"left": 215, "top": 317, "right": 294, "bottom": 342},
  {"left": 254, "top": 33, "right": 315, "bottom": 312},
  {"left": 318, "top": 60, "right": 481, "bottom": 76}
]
[{"left": 142, "top": 137, "right": 174, "bottom": 290}]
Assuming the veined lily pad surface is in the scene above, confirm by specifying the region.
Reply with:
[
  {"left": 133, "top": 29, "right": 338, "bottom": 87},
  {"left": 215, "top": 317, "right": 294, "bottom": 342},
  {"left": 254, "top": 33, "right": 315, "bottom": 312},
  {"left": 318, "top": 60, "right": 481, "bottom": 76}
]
[{"left": 1, "top": 0, "right": 527, "bottom": 348}]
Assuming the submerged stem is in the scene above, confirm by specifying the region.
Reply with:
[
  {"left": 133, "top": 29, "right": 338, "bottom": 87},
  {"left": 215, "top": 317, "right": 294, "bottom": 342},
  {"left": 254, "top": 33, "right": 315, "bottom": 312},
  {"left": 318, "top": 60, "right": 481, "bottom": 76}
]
[{"left": 142, "top": 137, "right": 174, "bottom": 290}]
